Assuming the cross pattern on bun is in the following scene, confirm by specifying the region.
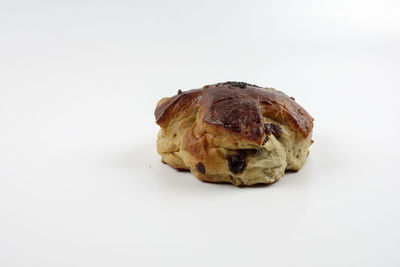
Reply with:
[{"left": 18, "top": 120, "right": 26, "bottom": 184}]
[{"left": 154, "top": 82, "right": 314, "bottom": 186}]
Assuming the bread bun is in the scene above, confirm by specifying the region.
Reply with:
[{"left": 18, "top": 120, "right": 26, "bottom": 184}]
[{"left": 155, "top": 82, "right": 314, "bottom": 186}]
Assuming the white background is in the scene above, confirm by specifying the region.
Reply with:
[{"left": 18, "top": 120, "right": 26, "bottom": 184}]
[{"left": 1, "top": 0, "right": 400, "bottom": 266}]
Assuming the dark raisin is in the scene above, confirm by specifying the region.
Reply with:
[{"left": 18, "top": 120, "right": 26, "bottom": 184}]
[
  {"left": 195, "top": 162, "right": 206, "bottom": 174},
  {"left": 177, "top": 89, "right": 183, "bottom": 94},
  {"left": 176, "top": 168, "right": 190, "bottom": 172},
  {"left": 227, "top": 150, "right": 247, "bottom": 173},
  {"left": 262, "top": 135, "right": 269, "bottom": 145},
  {"left": 273, "top": 125, "right": 283, "bottom": 138},
  {"left": 264, "top": 123, "right": 283, "bottom": 138},
  {"left": 290, "top": 96, "right": 295, "bottom": 100}
]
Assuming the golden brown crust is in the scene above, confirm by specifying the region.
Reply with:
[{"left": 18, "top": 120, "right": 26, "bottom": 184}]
[
  {"left": 154, "top": 82, "right": 313, "bottom": 143},
  {"left": 155, "top": 89, "right": 201, "bottom": 128}
]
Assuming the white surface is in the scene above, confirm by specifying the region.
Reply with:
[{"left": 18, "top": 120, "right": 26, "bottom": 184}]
[{"left": 1, "top": 0, "right": 400, "bottom": 266}]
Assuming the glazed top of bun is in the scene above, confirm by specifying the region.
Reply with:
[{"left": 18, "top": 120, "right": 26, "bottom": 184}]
[{"left": 155, "top": 82, "right": 313, "bottom": 145}]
